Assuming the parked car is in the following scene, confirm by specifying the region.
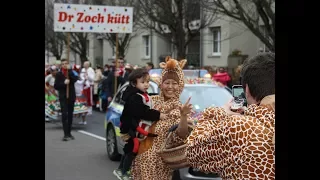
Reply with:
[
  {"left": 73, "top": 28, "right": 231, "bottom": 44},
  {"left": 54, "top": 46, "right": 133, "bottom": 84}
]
[
  {"left": 105, "top": 80, "right": 232, "bottom": 180},
  {"left": 105, "top": 80, "right": 159, "bottom": 161}
]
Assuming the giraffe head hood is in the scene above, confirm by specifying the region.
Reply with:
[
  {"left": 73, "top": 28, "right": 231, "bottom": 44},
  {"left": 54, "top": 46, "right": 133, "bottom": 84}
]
[{"left": 159, "top": 56, "right": 187, "bottom": 100}]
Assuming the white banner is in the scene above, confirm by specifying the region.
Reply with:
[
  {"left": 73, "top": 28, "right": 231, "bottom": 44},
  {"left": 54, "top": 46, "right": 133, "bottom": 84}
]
[{"left": 54, "top": 3, "right": 133, "bottom": 33}]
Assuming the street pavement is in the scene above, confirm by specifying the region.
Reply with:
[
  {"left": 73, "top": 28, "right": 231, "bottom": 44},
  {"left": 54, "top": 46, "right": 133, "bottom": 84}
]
[
  {"left": 45, "top": 113, "right": 119, "bottom": 180},
  {"left": 80, "top": 110, "right": 106, "bottom": 137},
  {"left": 49, "top": 109, "right": 107, "bottom": 138}
]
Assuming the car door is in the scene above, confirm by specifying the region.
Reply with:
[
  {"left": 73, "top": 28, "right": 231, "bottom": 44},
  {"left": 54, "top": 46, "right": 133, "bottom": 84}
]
[
  {"left": 105, "top": 82, "right": 159, "bottom": 151},
  {"left": 105, "top": 83, "right": 129, "bottom": 147}
]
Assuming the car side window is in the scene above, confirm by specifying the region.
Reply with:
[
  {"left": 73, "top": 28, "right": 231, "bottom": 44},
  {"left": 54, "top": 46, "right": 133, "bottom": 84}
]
[{"left": 114, "top": 85, "right": 128, "bottom": 105}]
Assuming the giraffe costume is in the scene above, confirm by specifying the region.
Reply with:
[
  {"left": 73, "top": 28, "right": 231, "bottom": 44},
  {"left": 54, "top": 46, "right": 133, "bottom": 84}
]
[
  {"left": 131, "top": 57, "right": 192, "bottom": 180},
  {"left": 186, "top": 95, "right": 275, "bottom": 180}
]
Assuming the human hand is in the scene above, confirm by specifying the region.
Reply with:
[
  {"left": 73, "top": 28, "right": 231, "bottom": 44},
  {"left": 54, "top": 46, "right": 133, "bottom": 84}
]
[
  {"left": 223, "top": 98, "right": 244, "bottom": 116},
  {"left": 180, "top": 97, "right": 193, "bottom": 116},
  {"left": 120, "top": 133, "right": 130, "bottom": 141},
  {"left": 165, "top": 106, "right": 176, "bottom": 114},
  {"left": 160, "top": 113, "right": 167, "bottom": 120},
  {"left": 64, "top": 79, "right": 70, "bottom": 85},
  {"left": 108, "top": 97, "right": 112, "bottom": 102}
]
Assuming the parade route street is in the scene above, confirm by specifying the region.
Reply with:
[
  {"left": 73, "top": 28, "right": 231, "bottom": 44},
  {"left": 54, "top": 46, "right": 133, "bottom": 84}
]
[{"left": 45, "top": 122, "right": 119, "bottom": 180}]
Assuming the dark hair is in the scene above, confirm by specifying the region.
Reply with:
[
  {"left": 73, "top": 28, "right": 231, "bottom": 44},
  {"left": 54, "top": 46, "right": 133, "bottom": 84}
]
[
  {"left": 46, "top": 69, "right": 51, "bottom": 76},
  {"left": 61, "top": 58, "right": 67, "bottom": 62},
  {"left": 128, "top": 68, "right": 150, "bottom": 85},
  {"left": 240, "top": 52, "right": 275, "bottom": 102},
  {"left": 218, "top": 67, "right": 226, "bottom": 72},
  {"left": 146, "top": 62, "right": 154, "bottom": 69}
]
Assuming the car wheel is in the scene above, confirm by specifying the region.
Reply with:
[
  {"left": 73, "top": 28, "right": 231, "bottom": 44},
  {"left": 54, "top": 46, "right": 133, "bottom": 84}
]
[
  {"left": 106, "top": 125, "right": 121, "bottom": 161},
  {"left": 172, "top": 170, "right": 181, "bottom": 180}
]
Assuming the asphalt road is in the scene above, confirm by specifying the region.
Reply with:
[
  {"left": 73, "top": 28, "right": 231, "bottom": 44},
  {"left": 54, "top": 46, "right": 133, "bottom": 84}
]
[
  {"left": 49, "top": 110, "right": 107, "bottom": 138},
  {"left": 46, "top": 110, "right": 222, "bottom": 180},
  {"left": 45, "top": 112, "right": 119, "bottom": 180}
]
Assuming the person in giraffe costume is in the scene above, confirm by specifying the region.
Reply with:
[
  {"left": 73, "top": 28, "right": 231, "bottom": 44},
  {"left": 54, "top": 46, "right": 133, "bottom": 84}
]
[
  {"left": 131, "top": 56, "right": 193, "bottom": 180},
  {"left": 185, "top": 52, "right": 275, "bottom": 180}
]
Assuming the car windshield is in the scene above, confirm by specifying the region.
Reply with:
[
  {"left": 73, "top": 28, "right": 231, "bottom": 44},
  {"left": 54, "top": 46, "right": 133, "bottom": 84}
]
[{"left": 180, "top": 85, "right": 233, "bottom": 112}]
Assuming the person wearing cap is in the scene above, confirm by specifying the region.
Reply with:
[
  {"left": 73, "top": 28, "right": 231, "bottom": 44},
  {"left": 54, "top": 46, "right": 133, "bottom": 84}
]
[
  {"left": 133, "top": 65, "right": 139, "bottom": 70},
  {"left": 73, "top": 64, "right": 89, "bottom": 124},
  {"left": 55, "top": 60, "right": 61, "bottom": 71},
  {"left": 130, "top": 57, "right": 193, "bottom": 180},
  {"left": 45, "top": 65, "right": 58, "bottom": 122},
  {"left": 45, "top": 65, "right": 58, "bottom": 92},
  {"left": 124, "top": 63, "right": 133, "bottom": 74},
  {"left": 104, "top": 58, "right": 127, "bottom": 103},
  {"left": 45, "top": 64, "right": 50, "bottom": 76},
  {"left": 81, "top": 61, "right": 95, "bottom": 115},
  {"left": 92, "top": 66, "right": 104, "bottom": 110}
]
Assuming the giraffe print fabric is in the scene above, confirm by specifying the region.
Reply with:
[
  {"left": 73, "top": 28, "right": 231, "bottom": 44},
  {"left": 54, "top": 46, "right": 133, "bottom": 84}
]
[
  {"left": 131, "top": 57, "right": 192, "bottom": 180},
  {"left": 186, "top": 95, "right": 275, "bottom": 180}
]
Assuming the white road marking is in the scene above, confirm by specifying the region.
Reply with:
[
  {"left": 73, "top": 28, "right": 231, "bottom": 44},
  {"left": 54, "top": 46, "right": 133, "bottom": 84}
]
[
  {"left": 77, "top": 130, "right": 106, "bottom": 141},
  {"left": 49, "top": 121, "right": 107, "bottom": 141}
]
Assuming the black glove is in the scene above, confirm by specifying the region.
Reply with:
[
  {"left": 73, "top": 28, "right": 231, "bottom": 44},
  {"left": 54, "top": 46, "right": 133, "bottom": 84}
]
[{"left": 147, "top": 133, "right": 158, "bottom": 137}]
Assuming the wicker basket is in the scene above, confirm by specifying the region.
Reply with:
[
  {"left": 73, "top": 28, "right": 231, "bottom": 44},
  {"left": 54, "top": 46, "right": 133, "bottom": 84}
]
[{"left": 157, "top": 125, "right": 193, "bottom": 170}]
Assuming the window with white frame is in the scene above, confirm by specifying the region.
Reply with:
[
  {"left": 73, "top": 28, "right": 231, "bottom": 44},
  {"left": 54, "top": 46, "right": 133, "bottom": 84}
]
[
  {"left": 212, "top": 27, "right": 221, "bottom": 56},
  {"left": 142, "top": 35, "right": 150, "bottom": 58}
]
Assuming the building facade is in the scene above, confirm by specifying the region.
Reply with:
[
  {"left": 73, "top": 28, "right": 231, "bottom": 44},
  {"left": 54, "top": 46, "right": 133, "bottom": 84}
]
[
  {"left": 48, "top": 1, "right": 270, "bottom": 68},
  {"left": 85, "top": 18, "right": 265, "bottom": 68}
]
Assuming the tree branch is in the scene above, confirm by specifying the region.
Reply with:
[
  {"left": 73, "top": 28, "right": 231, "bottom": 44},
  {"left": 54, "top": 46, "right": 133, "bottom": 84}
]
[
  {"left": 202, "top": 0, "right": 274, "bottom": 52},
  {"left": 137, "top": 0, "right": 217, "bottom": 59}
]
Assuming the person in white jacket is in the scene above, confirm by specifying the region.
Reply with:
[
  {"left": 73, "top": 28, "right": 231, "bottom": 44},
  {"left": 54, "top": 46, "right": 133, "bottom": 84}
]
[
  {"left": 73, "top": 65, "right": 90, "bottom": 124},
  {"left": 82, "top": 61, "right": 95, "bottom": 115}
]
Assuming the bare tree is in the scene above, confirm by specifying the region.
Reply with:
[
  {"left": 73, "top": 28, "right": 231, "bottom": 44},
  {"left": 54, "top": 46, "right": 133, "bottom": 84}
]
[
  {"left": 45, "top": 0, "right": 65, "bottom": 60},
  {"left": 62, "top": 0, "right": 91, "bottom": 63},
  {"left": 202, "top": 0, "right": 275, "bottom": 52},
  {"left": 65, "top": 33, "right": 90, "bottom": 63},
  {"left": 138, "top": 0, "right": 217, "bottom": 60},
  {"left": 93, "top": 0, "right": 142, "bottom": 58},
  {"left": 46, "top": 0, "right": 91, "bottom": 64}
]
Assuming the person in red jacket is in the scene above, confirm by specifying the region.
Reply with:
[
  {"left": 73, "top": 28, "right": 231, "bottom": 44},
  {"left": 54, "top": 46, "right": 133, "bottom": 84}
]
[{"left": 212, "top": 67, "right": 231, "bottom": 86}]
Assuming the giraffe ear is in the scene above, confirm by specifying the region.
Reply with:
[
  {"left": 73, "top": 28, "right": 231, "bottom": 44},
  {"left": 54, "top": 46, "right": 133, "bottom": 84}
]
[
  {"left": 179, "top": 59, "right": 187, "bottom": 69},
  {"left": 165, "top": 56, "right": 171, "bottom": 63},
  {"left": 159, "top": 62, "right": 166, "bottom": 69}
]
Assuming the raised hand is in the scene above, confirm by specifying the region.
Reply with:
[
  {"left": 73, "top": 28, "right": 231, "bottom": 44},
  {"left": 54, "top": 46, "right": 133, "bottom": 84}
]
[
  {"left": 180, "top": 97, "right": 193, "bottom": 116},
  {"left": 64, "top": 79, "right": 70, "bottom": 85}
]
